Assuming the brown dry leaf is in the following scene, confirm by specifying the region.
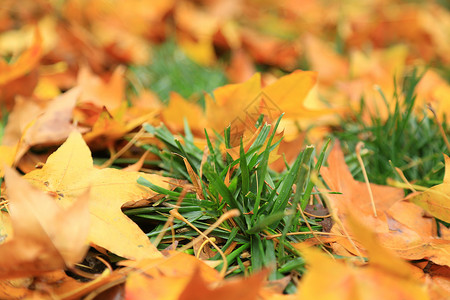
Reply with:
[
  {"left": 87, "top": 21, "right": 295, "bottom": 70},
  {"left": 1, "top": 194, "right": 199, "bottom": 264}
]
[
  {"left": 122, "top": 150, "right": 150, "bottom": 172},
  {"left": 23, "top": 131, "right": 167, "bottom": 260},
  {"left": 376, "top": 221, "right": 450, "bottom": 267},
  {"left": 418, "top": 264, "right": 450, "bottom": 299},
  {"left": 120, "top": 251, "right": 221, "bottom": 281},
  {"left": 313, "top": 142, "right": 450, "bottom": 265},
  {"left": 0, "top": 167, "right": 90, "bottom": 279},
  {"left": 124, "top": 251, "right": 218, "bottom": 299},
  {"left": 2, "top": 87, "right": 81, "bottom": 163},
  {"left": 298, "top": 216, "right": 429, "bottom": 299},
  {"left": 318, "top": 145, "right": 450, "bottom": 266},
  {"left": 408, "top": 154, "right": 450, "bottom": 223},
  {"left": 193, "top": 237, "right": 216, "bottom": 260},
  {"left": 377, "top": 199, "right": 450, "bottom": 267},
  {"left": 0, "top": 269, "right": 86, "bottom": 300}
]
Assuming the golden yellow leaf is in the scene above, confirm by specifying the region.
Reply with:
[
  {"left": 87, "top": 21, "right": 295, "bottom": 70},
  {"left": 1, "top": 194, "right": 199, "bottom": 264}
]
[
  {"left": 0, "top": 145, "right": 16, "bottom": 177},
  {"left": 23, "top": 131, "right": 167, "bottom": 260},
  {"left": 205, "top": 72, "right": 261, "bottom": 138},
  {"left": 262, "top": 70, "right": 325, "bottom": 119},
  {"left": 408, "top": 154, "right": 450, "bottom": 223}
]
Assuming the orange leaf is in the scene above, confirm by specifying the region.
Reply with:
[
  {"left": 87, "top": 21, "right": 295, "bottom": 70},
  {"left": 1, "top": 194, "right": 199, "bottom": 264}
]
[
  {"left": 0, "top": 27, "right": 42, "bottom": 85},
  {"left": 77, "top": 65, "right": 125, "bottom": 112},
  {"left": 161, "top": 92, "right": 207, "bottom": 135},
  {"left": 298, "top": 246, "right": 429, "bottom": 300},
  {"left": 178, "top": 268, "right": 269, "bottom": 300},
  {"left": 320, "top": 141, "right": 404, "bottom": 231},
  {"left": 123, "top": 251, "right": 270, "bottom": 300}
]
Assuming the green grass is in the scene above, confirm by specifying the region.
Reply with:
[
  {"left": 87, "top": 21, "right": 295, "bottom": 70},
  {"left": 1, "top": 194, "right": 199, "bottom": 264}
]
[
  {"left": 332, "top": 69, "right": 449, "bottom": 188},
  {"left": 123, "top": 116, "right": 331, "bottom": 292},
  {"left": 121, "top": 44, "right": 450, "bottom": 294},
  {"left": 127, "top": 39, "right": 228, "bottom": 104}
]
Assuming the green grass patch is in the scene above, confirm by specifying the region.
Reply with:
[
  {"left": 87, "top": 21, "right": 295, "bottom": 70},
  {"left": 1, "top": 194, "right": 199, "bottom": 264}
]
[
  {"left": 125, "top": 115, "right": 331, "bottom": 288},
  {"left": 333, "top": 69, "right": 449, "bottom": 187},
  {"left": 127, "top": 39, "right": 228, "bottom": 104}
]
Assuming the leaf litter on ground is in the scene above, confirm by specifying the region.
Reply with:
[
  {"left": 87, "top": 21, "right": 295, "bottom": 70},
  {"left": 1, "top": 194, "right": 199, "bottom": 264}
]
[{"left": 0, "top": 0, "right": 450, "bottom": 299}]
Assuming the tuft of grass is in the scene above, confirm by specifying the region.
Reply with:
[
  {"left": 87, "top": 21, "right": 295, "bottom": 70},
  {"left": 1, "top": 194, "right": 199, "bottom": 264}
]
[
  {"left": 125, "top": 116, "right": 330, "bottom": 292},
  {"left": 333, "top": 69, "right": 449, "bottom": 187}
]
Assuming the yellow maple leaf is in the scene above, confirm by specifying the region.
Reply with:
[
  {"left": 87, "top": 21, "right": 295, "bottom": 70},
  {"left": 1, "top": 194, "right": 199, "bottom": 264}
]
[
  {"left": 0, "top": 145, "right": 17, "bottom": 177},
  {"left": 23, "top": 131, "right": 168, "bottom": 260},
  {"left": 408, "top": 154, "right": 450, "bottom": 223}
]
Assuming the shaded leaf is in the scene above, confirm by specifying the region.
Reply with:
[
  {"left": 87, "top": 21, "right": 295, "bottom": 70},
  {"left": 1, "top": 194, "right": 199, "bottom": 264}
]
[{"left": 0, "top": 167, "right": 89, "bottom": 278}]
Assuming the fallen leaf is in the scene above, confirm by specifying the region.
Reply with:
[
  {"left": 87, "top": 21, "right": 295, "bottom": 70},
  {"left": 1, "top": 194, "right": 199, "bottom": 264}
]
[
  {"left": 297, "top": 246, "right": 429, "bottom": 300},
  {"left": 2, "top": 87, "right": 81, "bottom": 163},
  {"left": 174, "top": 2, "right": 218, "bottom": 66},
  {"left": 122, "top": 151, "right": 150, "bottom": 172},
  {"left": 23, "top": 131, "right": 168, "bottom": 260},
  {"left": 205, "top": 72, "right": 261, "bottom": 140},
  {"left": 0, "top": 27, "right": 42, "bottom": 85},
  {"left": 226, "top": 49, "right": 255, "bottom": 83},
  {"left": 161, "top": 92, "right": 207, "bottom": 135},
  {"left": 408, "top": 154, "right": 450, "bottom": 223},
  {"left": 241, "top": 28, "right": 299, "bottom": 69},
  {"left": 0, "top": 145, "right": 16, "bottom": 177},
  {"left": 303, "top": 34, "right": 348, "bottom": 84},
  {"left": 0, "top": 167, "right": 90, "bottom": 278},
  {"left": 77, "top": 65, "right": 125, "bottom": 112},
  {"left": 178, "top": 268, "right": 269, "bottom": 300},
  {"left": 346, "top": 214, "right": 422, "bottom": 280},
  {"left": 123, "top": 251, "right": 270, "bottom": 300},
  {"left": 320, "top": 141, "right": 404, "bottom": 231}
]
